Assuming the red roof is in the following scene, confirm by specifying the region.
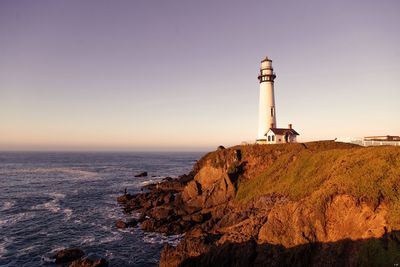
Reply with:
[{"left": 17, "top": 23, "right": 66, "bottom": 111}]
[{"left": 266, "top": 128, "right": 299, "bottom": 136}]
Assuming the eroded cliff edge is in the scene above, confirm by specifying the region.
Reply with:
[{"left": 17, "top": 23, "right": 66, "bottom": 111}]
[{"left": 118, "top": 141, "right": 400, "bottom": 267}]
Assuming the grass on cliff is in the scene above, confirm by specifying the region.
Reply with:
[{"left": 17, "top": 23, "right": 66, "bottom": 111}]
[{"left": 236, "top": 144, "right": 400, "bottom": 226}]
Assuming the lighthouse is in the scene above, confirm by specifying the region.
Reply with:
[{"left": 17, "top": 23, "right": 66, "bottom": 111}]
[{"left": 257, "top": 56, "right": 277, "bottom": 142}]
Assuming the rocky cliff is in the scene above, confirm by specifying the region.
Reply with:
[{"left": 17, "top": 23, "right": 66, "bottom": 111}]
[{"left": 118, "top": 141, "right": 400, "bottom": 266}]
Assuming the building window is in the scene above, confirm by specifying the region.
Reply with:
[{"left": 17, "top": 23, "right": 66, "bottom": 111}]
[
  {"left": 272, "top": 135, "right": 275, "bottom": 141},
  {"left": 268, "top": 136, "right": 271, "bottom": 141}
]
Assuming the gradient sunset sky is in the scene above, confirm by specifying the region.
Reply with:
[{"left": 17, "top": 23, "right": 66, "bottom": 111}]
[{"left": 1, "top": 0, "right": 399, "bottom": 151}]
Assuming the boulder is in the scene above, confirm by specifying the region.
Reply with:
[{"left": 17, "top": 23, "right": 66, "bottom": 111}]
[
  {"left": 150, "top": 206, "right": 173, "bottom": 221},
  {"left": 53, "top": 248, "right": 85, "bottom": 263},
  {"left": 117, "top": 194, "right": 132, "bottom": 204},
  {"left": 126, "top": 219, "right": 138, "bottom": 227},
  {"left": 163, "top": 192, "right": 175, "bottom": 204},
  {"left": 182, "top": 181, "right": 202, "bottom": 202},
  {"left": 142, "top": 200, "right": 152, "bottom": 210},
  {"left": 68, "top": 258, "right": 109, "bottom": 267},
  {"left": 134, "top": 172, "right": 148, "bottom": 177},
  {"left": 191, "top": 213, "right": 203, "bottom": 223},
  {"left": 116, "top": 220, "right": 127, "bottom": 229},
  {"left": 182, "top": 166, "right": 235, "bottom": 209},
  {"left": 141, "top": 218, "right": 156, "bottom": 231}
]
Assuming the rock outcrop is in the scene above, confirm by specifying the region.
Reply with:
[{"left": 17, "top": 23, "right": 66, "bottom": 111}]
[
  {"left": 117, "top": 141, "right": 400, "bottom": 266},
  {"left": 53, "top": 248, "right": 85, "bottom": 264},
  {"left": 52, "top": 248, "right": 108, "bottom": 267},
  {"left": 134, "top": 171, "right": 148, "bottom": 177}
]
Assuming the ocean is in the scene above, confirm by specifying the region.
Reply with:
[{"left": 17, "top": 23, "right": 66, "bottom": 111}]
[{"left": 0, "top": 151, "right": 204, "bottom": 267}]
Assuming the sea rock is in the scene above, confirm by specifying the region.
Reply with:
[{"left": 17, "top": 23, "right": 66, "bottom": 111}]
[
  {"left": 116, "top": 220, "right": 127, "bottom": 229},
  {"left": 141, "top": 218, "right": 156, "bottom": 231},
  {"left": 149, "top": 206, "right": 173, "bottom": 221},
  {"left": 117, "top": 194, "right": 132, "bottom": 204},
  {"left": 53, "top": 248, "right": 85, "bottom": 263},
  {"left": 127, "top": 219, "right": 138, "bottom": 227},
  {"left": 134, "top": 172, "right": 148, "bottom": 177},
  {"left": 68, "top": 258, "right": 109, "bottom": 267}
]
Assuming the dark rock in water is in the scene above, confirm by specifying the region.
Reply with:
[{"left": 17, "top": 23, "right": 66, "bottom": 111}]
[
  {"left": 116, "top": 220, "right": 127, "bottom": 229},
  {"left": 134, "top": 172, "right": 148, "bottom": 177},
  {"left": 53, "top": 248, "right": 85, "bottom": 263},
  {"left": 116, "top": 218, "right": 138, "bottom": 229},
  {"left": 68, "top": 257, "right": 109, "bottom": 267},
  {"left": 117, "top": 194, "right": 132, "bottom": 204},
  {"left": 126, "top": 219, "right": 138, "bottom": 227},
  {"left": 141, "top": 218, "right": 156, "bottom": 231},
  {"left": 53, "top": 248, "right": 108, "bottom": 267}
]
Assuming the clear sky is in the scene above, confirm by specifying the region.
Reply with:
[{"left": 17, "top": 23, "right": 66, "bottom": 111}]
[{"left": 1, "top": 0, "right": 399, "bottom": 151}]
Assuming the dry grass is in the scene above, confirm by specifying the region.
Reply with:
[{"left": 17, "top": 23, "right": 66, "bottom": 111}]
[{"left": 233, "top": 143, "right": 400, "bottom": 227}]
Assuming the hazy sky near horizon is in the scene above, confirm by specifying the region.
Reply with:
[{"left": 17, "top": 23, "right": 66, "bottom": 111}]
[{"left": 1, "top": 0, "right": 399, "bottom": 151}]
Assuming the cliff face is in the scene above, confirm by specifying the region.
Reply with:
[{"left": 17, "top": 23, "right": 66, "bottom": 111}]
[
  {"left": 119, "top": 141, "right": 400, "bottom": 266},
  {"left": 257, "top": 194, "right": 388, "bottom": 247}
]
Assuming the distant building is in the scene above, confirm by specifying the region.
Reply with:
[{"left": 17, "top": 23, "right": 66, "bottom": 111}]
[
  {"left": 336, "top": 135, "right": 400, "bottom": 146},
  {"left": 265, "top": 124, "right": 299, "bottom": 144},
  {"left": 256, "top": 56, "right": 299, "bottom": 144},
  {"left": 363, "top": 135, "right": 400, "bottom": 146},
  {"left": 364, "top": 135, "right": 400, "bottom": 142}
]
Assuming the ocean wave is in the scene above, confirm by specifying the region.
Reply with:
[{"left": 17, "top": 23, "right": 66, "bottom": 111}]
[
  {"left": 15, "top": 244, "right": 40, "bottom": 258},
  {"left": 31, "top": 201, "right": 59, "bottom": 213},
  {"left": 0, "top": 212, "right": 36, "bottom": 227},
  {"left": 0, "top": 200, "right": 15, "bottom": 211},
  {"left": 31, "top": 192, "right": 65, "bottom": 213},
  {"left": 78, "top": 232, "right": 123, "bottom": 246},
  {"left": 0, "top": 245, "right": 5, "bottom": 258},
  {"left": 97, "top": 233, "right": 123, "bottom": 244},
  {"left": 0, "top": 237, "right": 11, "bottom": 258},
  {"left": 143, "top": 232, "right": 184, "bottom": 246},
  {"left": 80, "top": 235, "right": 96, "bottom": 245},
  {"left": 49, "top": 192, "right": 65, "bottom": 199},
  {"left": 63, "top": 208, "right": 73, "bottom": 220},
  {"left": 139, "top": 179, "right": 159, "bottom": 186},
  {"left": 1, "top": 167, "right": 99, "bottom": 180},
  {"left": 41, "top": 246, "right": 65, "bottom": 264}
]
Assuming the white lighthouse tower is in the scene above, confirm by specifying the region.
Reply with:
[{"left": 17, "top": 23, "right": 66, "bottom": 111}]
[{"left": 257, "top": 56, "right": 277, "bottom": 142}]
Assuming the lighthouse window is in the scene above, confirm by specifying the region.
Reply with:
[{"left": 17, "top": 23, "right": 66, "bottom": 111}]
[{"left": 271, "top": 108, "right": 274, "bottom": 117}]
